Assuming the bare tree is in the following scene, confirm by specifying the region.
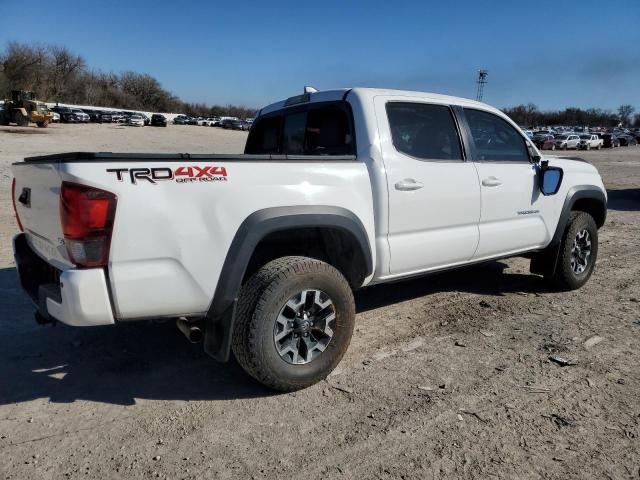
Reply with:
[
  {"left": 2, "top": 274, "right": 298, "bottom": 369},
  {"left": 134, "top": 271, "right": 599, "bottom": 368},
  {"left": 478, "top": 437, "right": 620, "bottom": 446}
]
[
  {"left": 0, "top": 42, "right": 48, "bottom": 96},
  {"left": 618, "top": 105, "right": 636, "bottom": 126}
]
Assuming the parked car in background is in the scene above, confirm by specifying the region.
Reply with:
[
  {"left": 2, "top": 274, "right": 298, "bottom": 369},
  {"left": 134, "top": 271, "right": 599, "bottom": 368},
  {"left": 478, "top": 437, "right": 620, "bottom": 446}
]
[
  {"left": 127, "top": 114, "right": 145, "bottom": 127},
  {"left": 50, "top": 107, "right": 79, "bottom": 123},
  {"left": 221, "top": 118, "right": 244, "bottom": 129},
  {"left": 534, "top": 130, "right": 555, "bottom": 136},
  {"left": 173, "top": 115, "right": 188, "bottom": 125},
  {"left": 151, "top": 113, "right": 167, "bottom": 127},
  {"left": 617, "top": 135, "right": 638, "bottom": 146},
  {"left": 50, "top": 111, "right": 60, "bottom": 123},
  {"left": 555, "top": 134, "right": 580, "bottom": 150},
  {"left": 98, "top": 111, "right": 113, "bottom": 123},
  {"left": 187, "top": 117, "right": 198, "bottom": 125},
  {"left": 533, "top": 133, "right": 556, "bottom": 150},
  {"left": 578, "top": 134, "right": 603, "bottom": 150},
  {"left": 196, "top": 117, "right": 214, "bottom": 126},
  {"left": 71, "top": 109, "right": 90, "bottom": 123},
  {"left": 82, "top": 109, "right": 101, "bottom": 122},
  {"left": 601, "top": 134, "right": 620, "bottom": 148}
]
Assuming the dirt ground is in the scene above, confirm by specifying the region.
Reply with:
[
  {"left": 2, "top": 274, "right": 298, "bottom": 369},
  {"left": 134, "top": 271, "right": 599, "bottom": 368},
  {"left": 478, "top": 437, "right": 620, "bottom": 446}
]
[{"left": 0, "top": 123, "right": 638, "bottom": 480}]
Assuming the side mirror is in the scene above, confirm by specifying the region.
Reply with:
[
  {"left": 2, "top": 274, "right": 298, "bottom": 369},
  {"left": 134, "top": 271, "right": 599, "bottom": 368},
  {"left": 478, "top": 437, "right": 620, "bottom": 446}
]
[{"left": 539, "top": 162, "right": 563, "bottom": 195}]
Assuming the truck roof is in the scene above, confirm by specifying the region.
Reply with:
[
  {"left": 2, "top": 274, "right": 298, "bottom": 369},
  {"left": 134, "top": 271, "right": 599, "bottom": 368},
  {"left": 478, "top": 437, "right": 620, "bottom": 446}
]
[{"left": 259, "top": 87, "right": 501, "bottom": 117}]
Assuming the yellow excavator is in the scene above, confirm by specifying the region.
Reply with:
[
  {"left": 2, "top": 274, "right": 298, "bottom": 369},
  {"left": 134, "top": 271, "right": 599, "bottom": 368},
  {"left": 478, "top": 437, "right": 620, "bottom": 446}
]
[{"left": 0, "top": 90, "right": 54, "bottom": 128}]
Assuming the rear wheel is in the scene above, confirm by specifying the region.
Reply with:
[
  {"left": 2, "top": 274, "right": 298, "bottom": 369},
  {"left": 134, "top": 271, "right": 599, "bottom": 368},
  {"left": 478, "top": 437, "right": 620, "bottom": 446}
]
[
  {"left": 232, "top": 256, "right": 355, "bottom": 391},
  {"left": 36, "top": 121, "right": 49, "bottom": 128},
  {"left": 546, "top": 212, "right": 598, "bottom": 291}
]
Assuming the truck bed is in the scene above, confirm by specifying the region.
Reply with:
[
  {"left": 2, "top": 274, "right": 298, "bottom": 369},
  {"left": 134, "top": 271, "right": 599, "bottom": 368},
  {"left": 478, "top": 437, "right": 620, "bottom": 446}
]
[{"left": 12, "top": 151, "right": 374, "bottom": 322}]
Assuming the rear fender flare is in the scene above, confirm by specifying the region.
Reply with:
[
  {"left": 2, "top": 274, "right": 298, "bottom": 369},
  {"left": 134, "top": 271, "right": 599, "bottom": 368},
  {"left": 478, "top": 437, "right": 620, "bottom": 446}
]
[{"left": 203, "top": 206, "right": 373, "bottom": 362}]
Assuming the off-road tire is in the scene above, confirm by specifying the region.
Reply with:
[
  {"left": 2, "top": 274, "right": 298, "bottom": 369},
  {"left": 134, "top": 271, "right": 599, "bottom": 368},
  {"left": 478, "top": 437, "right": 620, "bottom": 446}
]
[
  {"left": 232, "top": 256, "right": 355, "bottom": 391},
  {"left": 16, "top": 111, "right": 29, "bottom": 127},
  {"left": 547, "top": 212, "right": 598, "bottom": 291},
  {"left": 36, "top": 121, "right": 49, "bottom": 128}
]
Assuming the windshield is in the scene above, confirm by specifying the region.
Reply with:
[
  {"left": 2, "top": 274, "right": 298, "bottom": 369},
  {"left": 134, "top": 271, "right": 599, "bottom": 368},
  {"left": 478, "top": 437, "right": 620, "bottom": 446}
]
[{"left": 555, "top": 135, "right": 568, "bottom": 140}]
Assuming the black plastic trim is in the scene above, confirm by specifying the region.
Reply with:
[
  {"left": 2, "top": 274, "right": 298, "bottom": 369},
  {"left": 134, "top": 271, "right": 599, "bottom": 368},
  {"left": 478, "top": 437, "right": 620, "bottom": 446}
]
[
  {"left": 530, "top": 185, "right": 607, "bottom": 277},
  {"left": 452, "top": 105, "right": 476, "bottom": 162},
  {"left": 550, "top": 185, "right": 607, "bottom": 246},
  {"left": 203, "top": 206, "right": 373, "bottom": 362},
  {"left": 17, "top": 152, "right": 358, "bottom": 165}
]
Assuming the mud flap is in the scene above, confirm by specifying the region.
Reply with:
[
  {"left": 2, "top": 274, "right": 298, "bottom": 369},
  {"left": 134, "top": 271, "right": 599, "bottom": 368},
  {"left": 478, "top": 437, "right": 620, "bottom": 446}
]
[
  {"left": 203, "top": 301, "right": 237, "bottom": 362},
  {"left": 530, "top": 242, "right": 561, "bottom": 277}
]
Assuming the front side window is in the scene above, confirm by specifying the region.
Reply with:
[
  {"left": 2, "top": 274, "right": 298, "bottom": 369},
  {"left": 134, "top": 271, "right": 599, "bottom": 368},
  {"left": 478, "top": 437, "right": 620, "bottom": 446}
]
[
  {"left": 464, "top": 108, "right": 529, "bottom": 162},
  {"left": 386, "top": 102, "right": 463, "bottom": 161}
]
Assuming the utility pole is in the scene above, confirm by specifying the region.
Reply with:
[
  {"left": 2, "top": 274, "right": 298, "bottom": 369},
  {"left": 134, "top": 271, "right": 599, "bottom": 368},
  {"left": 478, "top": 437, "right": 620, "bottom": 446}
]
[{"left": 476, "top": 70, "right": 488, "bottom": 102}]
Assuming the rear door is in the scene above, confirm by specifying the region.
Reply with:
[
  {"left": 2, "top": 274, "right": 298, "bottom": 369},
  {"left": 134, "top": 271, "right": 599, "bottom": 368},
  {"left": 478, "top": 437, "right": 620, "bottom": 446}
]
[
  {"left": 376, "top": 98, "right": 481, "bottom": 275},
  {"left": 459, "top": 108, "right": 552, "bottom": 259}
]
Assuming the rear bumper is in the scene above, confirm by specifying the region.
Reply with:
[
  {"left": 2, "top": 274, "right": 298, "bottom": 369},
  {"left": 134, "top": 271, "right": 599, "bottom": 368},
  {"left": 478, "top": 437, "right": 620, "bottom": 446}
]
[{"left": 13, "top": 233, "right": 115, "bottom": 326}]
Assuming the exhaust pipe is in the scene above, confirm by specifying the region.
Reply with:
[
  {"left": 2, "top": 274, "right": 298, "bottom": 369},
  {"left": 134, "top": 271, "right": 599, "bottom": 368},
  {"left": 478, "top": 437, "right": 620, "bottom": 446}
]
[{"left": 176, "top": 318, "right": 203, "bottom": 344}]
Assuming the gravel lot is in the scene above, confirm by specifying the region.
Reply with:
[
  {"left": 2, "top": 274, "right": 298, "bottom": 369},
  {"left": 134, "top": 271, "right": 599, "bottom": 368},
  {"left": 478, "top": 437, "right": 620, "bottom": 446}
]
[{"left": 0, "top": 123, "right": 639, "bottom": 479}]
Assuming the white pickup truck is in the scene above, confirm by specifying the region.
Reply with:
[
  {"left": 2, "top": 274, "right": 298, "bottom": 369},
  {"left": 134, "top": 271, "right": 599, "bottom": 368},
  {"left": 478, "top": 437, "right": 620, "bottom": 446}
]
[
  {"left": 578, "top": 134, "right": 603, "bottom": 150},
  {"left": 11, "top": 88, "right": 607, "bottom": 391}
]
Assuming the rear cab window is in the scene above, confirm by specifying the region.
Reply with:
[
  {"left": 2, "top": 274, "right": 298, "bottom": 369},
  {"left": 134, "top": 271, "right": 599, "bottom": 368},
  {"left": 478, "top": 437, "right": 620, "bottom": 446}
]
[
  {"left": 245, "top": 101, "right": 355, "bottom": 156},
  {"left": 386, "top": 102, "right": 463, "bottom": 161}
]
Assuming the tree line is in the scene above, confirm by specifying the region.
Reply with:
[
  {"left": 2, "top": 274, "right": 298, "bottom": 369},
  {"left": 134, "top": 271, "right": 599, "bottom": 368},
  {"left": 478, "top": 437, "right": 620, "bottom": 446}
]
[
  {"left": 2, "top": 41, "right": 638, "bottom": 125},
  {"left": 502, "top": 103, "right": 639, "bottom": 128},
  {"left": 0, "top": 42, "right": 257, "bottom": 118}
]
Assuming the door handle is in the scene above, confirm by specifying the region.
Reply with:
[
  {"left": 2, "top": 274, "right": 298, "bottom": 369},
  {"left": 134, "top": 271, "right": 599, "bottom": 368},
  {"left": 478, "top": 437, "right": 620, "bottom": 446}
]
[
  {"left": 482, "top": 176, "right": 502, "bottom": 187},
  {"left": 395, "top": 179, "right": 424, "bottom": 191}
]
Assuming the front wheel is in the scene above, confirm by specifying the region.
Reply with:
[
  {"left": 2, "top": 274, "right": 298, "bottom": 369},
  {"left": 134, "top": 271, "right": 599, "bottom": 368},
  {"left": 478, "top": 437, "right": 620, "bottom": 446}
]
[
  {"left": 546, "top": 212, "right": 598, "bottom": 291},
  {"left": 232, "top": 256, "right": 355, "bottom": 391},
  {"left": 16, "top": 111, "right": 29, "bottom": 127}
]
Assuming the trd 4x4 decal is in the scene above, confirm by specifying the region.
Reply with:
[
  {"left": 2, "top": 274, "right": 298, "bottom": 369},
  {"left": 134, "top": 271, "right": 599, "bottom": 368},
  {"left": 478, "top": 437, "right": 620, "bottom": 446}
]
[{"left": 106, "top": 166, "right": 228, "bottom": 185}]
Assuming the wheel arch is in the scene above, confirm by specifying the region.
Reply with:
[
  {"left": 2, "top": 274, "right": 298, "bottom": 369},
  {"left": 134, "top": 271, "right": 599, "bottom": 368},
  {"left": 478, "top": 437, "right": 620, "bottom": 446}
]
[
  {"left": 203, "top": 206, "right": 373, "bottom": 362},
  {"left": 531, "top": 185, "right": 606, "bottom": 278},
  {"left": 551, "top": 185, "right": 607, "bottom": 246}
]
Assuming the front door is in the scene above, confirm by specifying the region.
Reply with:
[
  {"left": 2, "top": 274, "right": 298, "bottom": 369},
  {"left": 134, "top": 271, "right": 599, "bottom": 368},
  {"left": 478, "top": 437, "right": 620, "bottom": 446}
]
[
  {"left": 460, "top": 107, "right": 552, "bottom": 259},
  {"left": 376, "top": 98, "right": 481, "bottom": 276}
]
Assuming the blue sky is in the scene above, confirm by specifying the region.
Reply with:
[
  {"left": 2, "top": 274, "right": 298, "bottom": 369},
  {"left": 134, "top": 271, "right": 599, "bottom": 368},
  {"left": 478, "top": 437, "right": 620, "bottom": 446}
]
[{"left": 1, "top": 0, "right": 638, "bottom": 111}]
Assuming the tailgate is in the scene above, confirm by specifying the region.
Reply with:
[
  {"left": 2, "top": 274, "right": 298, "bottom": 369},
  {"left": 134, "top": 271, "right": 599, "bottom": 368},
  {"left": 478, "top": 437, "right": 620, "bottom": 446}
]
[{"left": 12, "top": 162, "right": 72, "bottom": 269}]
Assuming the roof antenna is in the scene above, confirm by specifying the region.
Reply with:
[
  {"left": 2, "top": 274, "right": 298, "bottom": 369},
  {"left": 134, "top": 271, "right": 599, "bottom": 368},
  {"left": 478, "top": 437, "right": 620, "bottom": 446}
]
[{"left": 304, "top": 86, "right": 318, "bottom": 94}]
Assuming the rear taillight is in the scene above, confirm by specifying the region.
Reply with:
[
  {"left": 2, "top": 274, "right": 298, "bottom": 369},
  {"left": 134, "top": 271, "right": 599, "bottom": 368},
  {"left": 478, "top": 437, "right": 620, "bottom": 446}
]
[
  {"left": 60, "top": 182, "right": 117, "bottom": 268},
  {"left": 11, "top": 178, "right": 24, "bottom": 232}
]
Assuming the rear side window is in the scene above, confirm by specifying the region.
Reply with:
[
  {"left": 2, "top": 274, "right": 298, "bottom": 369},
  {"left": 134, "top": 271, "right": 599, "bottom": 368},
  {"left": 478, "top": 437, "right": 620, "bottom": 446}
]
[
  {"left": 305, "top": 106, "right": 353, "bottom": 155},
  {"left": 245, "top": 115, "right": 281, "bottom": 154},
  {"left": 464, "top": 108, "right": 529, "bottom": 161},
  {"left": 386, "top": 103, "right": 463, "bottom": 161},
  {"left": 245, "top": 101, "right": 354, "bottom": 155}
]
